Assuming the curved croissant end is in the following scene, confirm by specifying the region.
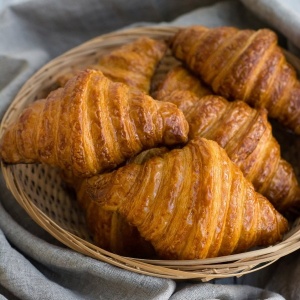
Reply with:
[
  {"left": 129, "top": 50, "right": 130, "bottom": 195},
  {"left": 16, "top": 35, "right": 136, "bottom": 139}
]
[
  {"left": 73, "top": 147, "right": 169, "bottom": 258},
  {"left": 57, "top": 37, "right": 168, "bottom": 93},
  {"left": 98, "top": 37, "right": 168, "bottom": 93}
]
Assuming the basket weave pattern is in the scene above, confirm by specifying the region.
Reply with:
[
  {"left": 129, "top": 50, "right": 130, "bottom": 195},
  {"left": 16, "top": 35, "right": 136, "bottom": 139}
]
[{"left": 1, "top": 26, "right": 300, "bottom": 281}]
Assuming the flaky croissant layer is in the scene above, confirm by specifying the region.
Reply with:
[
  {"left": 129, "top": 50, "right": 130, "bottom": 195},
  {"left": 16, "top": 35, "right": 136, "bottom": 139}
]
[
  {"left": 154, "top": 65, "right": 212, "bottom": 100},
  {"left": 171, "top": 26, "right": 300, "bottom": 134},
  {"left": 159, "top": 89, "right": 300, "bottom": 215},
  {"left": 76, "top": 138, "right": 288, "bottom": 260},
  {"left": 0, "top": 69, "right": 189, "bottom": 177},
  {"left": 57, "top": 37, "right": 167, "bottom": 93}
]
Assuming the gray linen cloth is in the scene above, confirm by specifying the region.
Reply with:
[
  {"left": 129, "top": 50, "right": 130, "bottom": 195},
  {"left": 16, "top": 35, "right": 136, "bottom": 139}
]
[{"left": 0, "top": 0, "right": 299, "bottom": 299}]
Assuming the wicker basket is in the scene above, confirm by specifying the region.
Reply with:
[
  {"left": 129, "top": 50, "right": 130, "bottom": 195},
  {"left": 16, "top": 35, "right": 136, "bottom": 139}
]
[{"left": 1, "top": 26, "right": 300, "bottom": 281}]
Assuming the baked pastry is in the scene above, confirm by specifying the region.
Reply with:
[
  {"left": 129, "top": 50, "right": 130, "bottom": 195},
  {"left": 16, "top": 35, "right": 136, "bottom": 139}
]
[
  {"left": 155, "top": 65, "right": 212, "bottom": 100},
  {"left": 156, "top": 65, "right": 300, "bottom": 216},
  {"left": 64, "top": 147, "right": 169, "bottom": 258},
  {"left": 0, "top": 69, "right": 189, "bottom": 177},
  {"left": 126, "top": 147, "right": 169, "bottom": 165},
  {"left": 171, "top": 26, "right": 300, "bottom": 134},
  {"left": 57, "top": 37, "right": 167, "bottom": 93},
  {"left": 75, "top": 138, "right": 288, "bottom": 259},
  {"left": 77, "top": 192, "right": 156, "bottom": 258}
]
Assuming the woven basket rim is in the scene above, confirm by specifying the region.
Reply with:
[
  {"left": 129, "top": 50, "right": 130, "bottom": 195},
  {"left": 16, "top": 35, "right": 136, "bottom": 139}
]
[{"left": 1, "top": 25, "right": 300, "bottom": 281}]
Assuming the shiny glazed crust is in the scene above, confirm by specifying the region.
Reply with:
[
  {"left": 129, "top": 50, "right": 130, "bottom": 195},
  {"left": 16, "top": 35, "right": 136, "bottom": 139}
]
[
  {"left": 155, "top": 65, "right": 212, "bottom": 100},
  {"left": 57, "top": 37, "right": 167, "bottom": 93},
  {"left": 0, "top": 69, "right": 189, "bottom": 177},
  {"left": 157, "top": 66, "right": 300, "bottom": 215},
  {"left": 76, "top": 138, "right": 288, "bottom": 260},
  {"left": 171, "top": 26, "right": 300, "bottom": 134}
]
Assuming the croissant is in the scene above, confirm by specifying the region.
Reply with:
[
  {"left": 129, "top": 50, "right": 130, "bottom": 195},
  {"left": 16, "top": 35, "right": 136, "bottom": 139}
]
[
  {"left": 126, "top": 146, "right": 169, "bottom": 165},
  {"left": 73, "top": 147, "right": 170, "bottom": 258},
  {"left": 57, "top": 37, "right": 167, "bottom": 93},
  {"left": 171, "top": 26, "right": 300, "bottom": 134},
  {"left": 155, "top": 65, "right": 212, "bottom": 100},
  {"left": 75, "top": 138, "right": 288, "bottom": 259},
  {"left": 156, "top": 65, "right": 300, "bottom": 216},
  {"left": 77, "top": 191, "right": 155, "bottom": 258},
  {"left": 0, "top": 69, "right": 189, "bottom": 177}
]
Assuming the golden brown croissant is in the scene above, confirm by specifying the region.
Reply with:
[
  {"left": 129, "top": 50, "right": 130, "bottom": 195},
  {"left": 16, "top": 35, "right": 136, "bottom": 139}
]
[
  {"left": 158, "top": 87, "right": 300, "bottom": 215},
  {"left": 74, "top": 147, "right": 169, "bottom": 258},
  {"left": 155, "top": 65, "right": 212, "bottom": 100},
  {"left": 0, "top": 69, "right": 189, "bottom": 177},
  {"left": 77, "top": 192, "right": 155, "bottom": 258},
  {"left": 171, "top": 26, "right": 300, "bottom": 134},
  {"left": 57, "top": 37, "right": 167, "bottom": 93},
  {"left": 76, "top": 138, "right": 288, "bottom": 260},
  {"left": 126, "top": 147, "right": 169, "bottom": 165},
  {"left": 69, "top": 147, "right": 169, "bottom": 258}
]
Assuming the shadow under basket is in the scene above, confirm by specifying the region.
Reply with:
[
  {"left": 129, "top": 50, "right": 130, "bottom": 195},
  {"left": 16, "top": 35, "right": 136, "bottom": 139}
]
[{"left": 1, "top": 26, "right": 300, "bottom": 281}]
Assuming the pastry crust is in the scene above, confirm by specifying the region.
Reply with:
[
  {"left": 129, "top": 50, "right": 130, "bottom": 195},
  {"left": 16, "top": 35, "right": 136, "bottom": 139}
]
[
  {"left": 57, "top": 37, "right": 167, "bottom": 93},
  {"left": 0, "top": 69, "right": 189, "bottom": 177},
  {"left": 156, "top": 66, "right": 300, "bottom": 216},
  {"left": 171, "top": 26, "right": 300, "bottom": 134},
  {"left": 76, "top": 138, "right": 288, "bottom": 259},
  {"left": 155, "top": 65, "right": 212, "bottom": 100}
]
